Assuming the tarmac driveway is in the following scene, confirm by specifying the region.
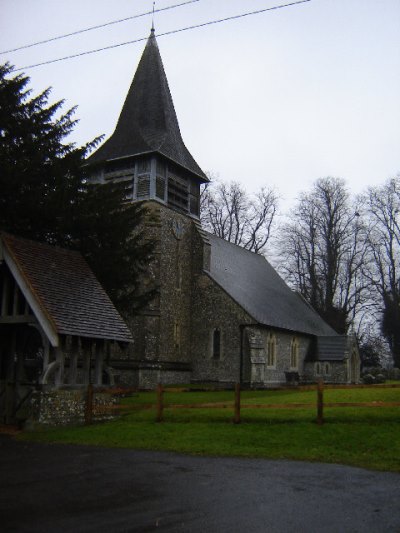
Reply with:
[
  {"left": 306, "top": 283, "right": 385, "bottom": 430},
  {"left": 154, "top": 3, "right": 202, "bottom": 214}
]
[{"left": 1, "top": 434, "right": 399, "bottom": 532}]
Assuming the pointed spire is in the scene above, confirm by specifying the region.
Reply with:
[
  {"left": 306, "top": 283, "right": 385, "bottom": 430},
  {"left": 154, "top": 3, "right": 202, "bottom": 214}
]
[
  {"left": 151, "top": 1, "right": 155, "bottom": 33},
  {"left": 87, "top": 29, "right": 207, "bottom": 182}
]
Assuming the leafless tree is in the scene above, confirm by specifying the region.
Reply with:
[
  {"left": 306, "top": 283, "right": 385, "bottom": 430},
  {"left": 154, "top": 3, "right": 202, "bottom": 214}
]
[
  {"left": 363, "top": 176, "right": 400, "bottom": 366},
  {"left": 278, "top": 177, "right": 368, "bottom": 333},
  {"left": 200, "top": 179, "right": 278, "bottom": 255}
]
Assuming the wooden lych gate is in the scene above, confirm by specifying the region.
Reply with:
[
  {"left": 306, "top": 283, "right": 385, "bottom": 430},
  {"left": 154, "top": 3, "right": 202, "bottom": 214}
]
[{"left": 0, "top": 233, "right": 133, "bottom": 425}]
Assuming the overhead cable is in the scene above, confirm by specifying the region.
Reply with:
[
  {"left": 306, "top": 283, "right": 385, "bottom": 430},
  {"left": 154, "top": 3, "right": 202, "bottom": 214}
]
[
  {"left": 0, "top": 0, "right": 200, "bottom": 55},
  {"left": 16, "top": 0, "right": 312, "bottom": 71}
]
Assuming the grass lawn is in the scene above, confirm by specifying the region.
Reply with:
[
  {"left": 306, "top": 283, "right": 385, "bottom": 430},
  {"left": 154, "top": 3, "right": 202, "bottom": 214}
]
[{"left": 18, "top": 386, "right": 400, "bottom": 472}]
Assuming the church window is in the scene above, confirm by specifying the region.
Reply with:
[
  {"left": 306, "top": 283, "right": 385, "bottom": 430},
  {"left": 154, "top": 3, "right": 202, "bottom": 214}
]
[
  {"left": 266, "top": 333, "right": 276, "bottom": 368},
  {"left": 135, "top": 158, "right": 151, "bottom": 199},
  {"left": 174, "top": 322, "right": 181, "bottom": 353},
  {"left": 290, "top": 337, "right": 299, "bottom": 369},
  {"left": 189, "top": 180, "right": 200, "bottom": 216},
  {"left": 136, "top": 175, "right": 150, "bottom": 198},
  {"left": 315, "top": 362, "right": 321, "bottom": 375},
  {"left": 156, "top": 176, "right": 166, "bottom": 200},
  {"left": 324, "top": 363, "right": 331, "bottom": 376},
  {"left": 156, "top": 159, "right": 166, "bottom": 177},
  {"left": 137, "top": 158, "right": 151, "bottom": 174},
  {"left": 156, "top": 159, "right": 166, "bottom": 200},
  {"left": 176, "top": 263, "right": 182, "bottom": 290},
  {"left": 103, "top": 158, "right": 135, "bottom": 199},
  {"left": 168, "top": 169, "right": 188, "bottom": 212},
  {"left": 212, "top": 328, "right": 221, "bottom": 359}
]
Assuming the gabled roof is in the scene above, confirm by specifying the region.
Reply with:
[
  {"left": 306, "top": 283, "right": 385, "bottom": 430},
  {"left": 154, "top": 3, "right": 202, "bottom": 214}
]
[
  {"left": 1, "top": 234, "right": 133, "bottom": 345},
  {"left": 87, "top": 29, "right": 208, "bottom": 182},
  {"left": 206, "top": 233, "right": 338, "bottom": 337}
]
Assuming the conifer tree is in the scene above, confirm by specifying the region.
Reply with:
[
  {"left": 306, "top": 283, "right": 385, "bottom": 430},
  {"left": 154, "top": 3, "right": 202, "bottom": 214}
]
[{"left": 0, "top": 63, "right": 154, "bottom": 314}]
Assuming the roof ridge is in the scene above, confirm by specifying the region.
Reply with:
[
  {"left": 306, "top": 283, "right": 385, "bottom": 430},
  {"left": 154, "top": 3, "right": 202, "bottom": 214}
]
[{"left": 1, "top": 232, "right": 81, "bottom": 257}]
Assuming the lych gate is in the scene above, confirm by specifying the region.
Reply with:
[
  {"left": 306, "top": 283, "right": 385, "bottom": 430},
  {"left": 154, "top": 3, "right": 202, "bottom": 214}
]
[{"left": 0, "top": 233, "right": 132, "bottom": 425}]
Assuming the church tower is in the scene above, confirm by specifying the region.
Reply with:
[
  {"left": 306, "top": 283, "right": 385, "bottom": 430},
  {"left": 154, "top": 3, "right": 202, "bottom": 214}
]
[
  {"left": 86, "top": 29, "right": 209, "bottom": 386},
  {"left": 87, "top": 28, "right": 208, "bottom": 215}
]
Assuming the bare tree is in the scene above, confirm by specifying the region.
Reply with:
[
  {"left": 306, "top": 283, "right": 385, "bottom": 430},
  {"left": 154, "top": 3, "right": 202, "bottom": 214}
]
[
  {"left": 279, "top": 177, "right": 368, "bottom": 333},
  {"left": 364, "top": 176, "right": 400, "bottom": 366},
  {"left": 200, "top": 179, "right": 278, "bottom": 255}
]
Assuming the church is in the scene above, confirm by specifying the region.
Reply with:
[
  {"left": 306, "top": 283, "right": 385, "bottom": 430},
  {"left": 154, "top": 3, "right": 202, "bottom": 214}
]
[
  {"left": 86, "top": 28, "right": 360, "bottom": 389},
  {"left": 0, "top": 29, "right": 360, "bottom": 427}
]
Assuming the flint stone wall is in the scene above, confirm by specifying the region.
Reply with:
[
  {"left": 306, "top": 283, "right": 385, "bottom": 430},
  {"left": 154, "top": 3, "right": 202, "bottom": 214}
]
[
  {"left": 30, "top": 388, "right": 117, "bottom": 426},
  {"left": 303, "top": 361, "right": 347, "bottom": 384}
]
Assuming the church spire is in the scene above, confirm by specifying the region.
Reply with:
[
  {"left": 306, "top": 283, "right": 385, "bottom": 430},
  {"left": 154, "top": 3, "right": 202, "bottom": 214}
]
[
  {"left": 151, "top": 1, "right": 155, "bottom": 34},
  {"left": 87, "top": 29, "right": 207, "bottom": 182}
]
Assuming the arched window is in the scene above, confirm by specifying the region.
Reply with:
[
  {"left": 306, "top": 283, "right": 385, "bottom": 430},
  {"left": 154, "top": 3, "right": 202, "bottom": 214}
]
[
  {"left": 315, "top": 362, "right": 321, "bottom": 375},
  {"left": 212, "top": 329, "right": 221, "bottom": 359},
  {"left": 174, "top": 322, "right": 181, "bottom": 354},
  {"left": 290, "top": 337, "right": 299, "bottom": 369},
  {"left": 267, "top": 333, "right": 276, "bottom": 368},
  {"left": 176, "top": 263, "right": 182, "bottom": 290},
  {"left": 324, "top": 363, "right": 331, "bottom": 376}
]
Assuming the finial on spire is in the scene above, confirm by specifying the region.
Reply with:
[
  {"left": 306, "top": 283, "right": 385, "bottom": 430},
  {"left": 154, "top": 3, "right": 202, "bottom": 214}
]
[{"left": 151, "top": 2, "right": 155, "bottom": 33}]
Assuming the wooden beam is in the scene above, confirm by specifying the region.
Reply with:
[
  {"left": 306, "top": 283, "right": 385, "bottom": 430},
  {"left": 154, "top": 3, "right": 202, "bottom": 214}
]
[
  {"left": 55, "top": 347, "right": 65, "bottom": 386},
  {"left": 0, "top": 315, "right": 36, "bottom": 324},
  {"left": 69, "top": 338, "right": 78, "bottom": 385},
  {"left": 3, "top": 247, "right": 59, "bottom": 347},
  {"left": 1, "top": 274, "right": 10, "bottom": 316},
  {"left": 12, "top": 283, "right": 19, "bottom": 316},
  {"left": 94, "top": 340, "right": 104, "bottom": 386}
]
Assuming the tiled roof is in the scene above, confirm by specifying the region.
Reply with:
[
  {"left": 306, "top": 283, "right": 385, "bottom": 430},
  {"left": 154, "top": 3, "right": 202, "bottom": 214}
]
[
  {"left": 207, "top": 233, "right": 338, "bottom": 337},
  {"left": 87, "top": 30, "right": 208, "bottom": 183},
  {"left": 2, "top": 234, "right": 133, "bottom": 342}
]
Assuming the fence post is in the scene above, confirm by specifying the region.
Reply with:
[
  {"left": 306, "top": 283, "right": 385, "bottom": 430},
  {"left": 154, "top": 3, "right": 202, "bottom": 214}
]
[
  {"left": 156, "top": 383, "right": 163, "bottom": 423},
  {"left": 317, "top": 378, "right": 324, "bottom": 425},
  {"left": 85, "top": 383, "right": 93, "bottom": 425},
  {"left": 234, "top": 383, "right": 241, "bottom": 424}
]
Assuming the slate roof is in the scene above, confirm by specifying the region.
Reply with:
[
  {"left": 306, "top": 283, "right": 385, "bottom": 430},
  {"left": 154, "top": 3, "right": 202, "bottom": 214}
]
[
  {"left": 206, "top": 233, "right": 338, "bottom": 338},
  {"left": 2, "top": 234, "right": 133, "bottom": 343},
  {"left": 87, "top": 29, "right": 208, "bottom": 183}
]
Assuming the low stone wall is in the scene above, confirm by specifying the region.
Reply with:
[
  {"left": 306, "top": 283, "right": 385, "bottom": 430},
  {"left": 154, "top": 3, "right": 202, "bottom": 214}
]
[{"left": 30, "top": 387, "right": 118, "bottom": 426}]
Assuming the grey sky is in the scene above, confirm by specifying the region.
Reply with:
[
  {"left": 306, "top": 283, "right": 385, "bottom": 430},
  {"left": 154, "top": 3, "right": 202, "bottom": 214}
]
[{"left": 1, "top": 0, "right": 399, "bottom": 209}]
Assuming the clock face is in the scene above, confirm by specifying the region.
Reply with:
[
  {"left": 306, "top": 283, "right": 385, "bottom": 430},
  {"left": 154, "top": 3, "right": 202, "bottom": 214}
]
[{"left": 172, "top": 219, "right": 185, "bottom": 240}]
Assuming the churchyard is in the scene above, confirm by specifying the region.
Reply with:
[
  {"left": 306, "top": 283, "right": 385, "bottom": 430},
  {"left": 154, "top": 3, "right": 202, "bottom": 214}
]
[{"left": 18, "top": 384, "right": 400, "bottom": 473}]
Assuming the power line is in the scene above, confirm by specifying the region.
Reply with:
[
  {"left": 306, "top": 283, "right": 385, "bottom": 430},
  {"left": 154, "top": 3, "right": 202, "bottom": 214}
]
[
  {"left": 0, "top": 0, "right": 200, "bottom": 55},
  {"left": 16, "top": 0, "right": 312, "bottom": 71}
]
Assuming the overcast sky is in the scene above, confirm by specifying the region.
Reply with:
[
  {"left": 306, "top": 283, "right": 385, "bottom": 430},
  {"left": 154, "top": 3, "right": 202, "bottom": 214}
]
[{"left": 1, "top": 0, "right": 399, "bottom": 209}]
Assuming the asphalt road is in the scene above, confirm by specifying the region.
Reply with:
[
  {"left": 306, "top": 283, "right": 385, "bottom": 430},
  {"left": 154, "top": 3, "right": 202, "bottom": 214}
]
[{"left": 1, "top": 434, "right": 399, "bottom": 532}]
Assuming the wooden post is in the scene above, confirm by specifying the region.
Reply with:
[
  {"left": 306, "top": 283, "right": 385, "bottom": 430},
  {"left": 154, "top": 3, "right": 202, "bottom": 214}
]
[
  {"left": 55, "top": 347, "right": 65, "bottom": 386},
  {"left": 94, "top": 340, "right": 104, "bottom": 385},
  {"left": 234, "top": 383, "right": 241, "bottom": 424},
  {"left": 85, "top": 383, "right": 93, "bottom": 425},
  {"left": 317, "top": 378, "right": 324, "bottom": 425},
  {"left": 156, "top": 383, "right": 163, "bottom": 423}
]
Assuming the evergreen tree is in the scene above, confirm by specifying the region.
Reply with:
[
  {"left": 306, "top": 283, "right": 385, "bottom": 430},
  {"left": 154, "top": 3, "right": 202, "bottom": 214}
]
[{"left": 0, "top": 63, "right": 154, "bottom": 314}]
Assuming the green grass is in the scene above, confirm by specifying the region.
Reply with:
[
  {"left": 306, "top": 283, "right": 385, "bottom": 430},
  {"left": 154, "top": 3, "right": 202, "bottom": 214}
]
[{"left": 18, "top": 386, "right": 400, "bottom": 472}]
